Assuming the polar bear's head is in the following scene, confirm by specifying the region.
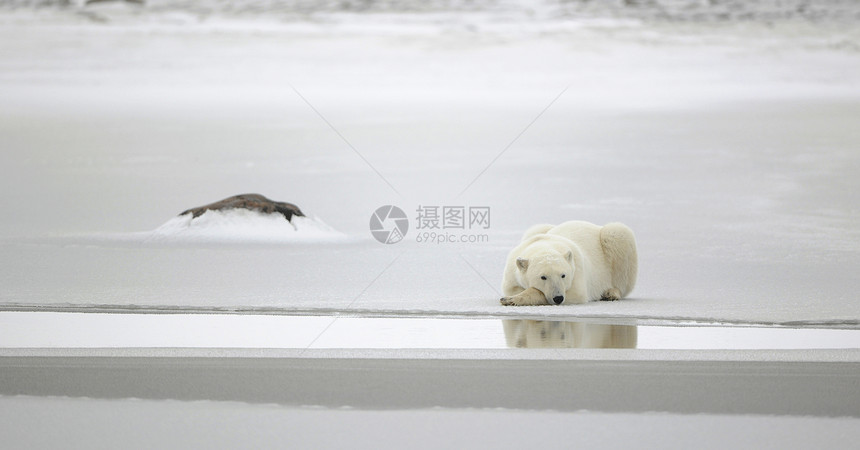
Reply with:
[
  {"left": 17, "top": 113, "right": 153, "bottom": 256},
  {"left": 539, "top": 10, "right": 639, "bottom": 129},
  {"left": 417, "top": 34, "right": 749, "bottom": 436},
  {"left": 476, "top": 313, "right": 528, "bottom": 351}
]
[{"left": 516, "top": 251, "right": 574, "bottom": 305}]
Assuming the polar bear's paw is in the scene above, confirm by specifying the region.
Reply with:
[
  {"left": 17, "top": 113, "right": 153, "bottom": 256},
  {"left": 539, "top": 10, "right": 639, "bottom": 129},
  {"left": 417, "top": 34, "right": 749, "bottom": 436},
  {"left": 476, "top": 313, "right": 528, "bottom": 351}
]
[
  {"left": 500, "top": 287, "right": 548, "bottom": 306},
  {"left": 600, "top": 288, "right": 622, "bottom": 301}
]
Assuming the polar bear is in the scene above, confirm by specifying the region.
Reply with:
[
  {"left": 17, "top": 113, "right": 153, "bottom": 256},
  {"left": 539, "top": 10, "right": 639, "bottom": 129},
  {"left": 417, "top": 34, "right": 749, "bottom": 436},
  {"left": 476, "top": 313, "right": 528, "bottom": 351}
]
[{"left": 500, "top": 221, "right": 637, "bottom": 306}]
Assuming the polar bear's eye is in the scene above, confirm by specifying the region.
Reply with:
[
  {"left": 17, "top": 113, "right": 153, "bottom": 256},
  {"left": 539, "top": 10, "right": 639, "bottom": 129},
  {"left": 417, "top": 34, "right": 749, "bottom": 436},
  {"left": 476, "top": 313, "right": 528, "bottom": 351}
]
[
  {"left": 540, "top": 276, "right": 547, "bottom": 280},
  {"left": 561, "top": 274, "right": 566, "bottom": 278}
]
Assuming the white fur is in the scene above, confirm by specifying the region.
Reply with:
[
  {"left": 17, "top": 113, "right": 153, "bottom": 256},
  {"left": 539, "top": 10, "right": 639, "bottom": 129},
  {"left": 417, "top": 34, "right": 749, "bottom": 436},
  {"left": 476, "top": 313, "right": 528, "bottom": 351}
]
[{"left": 500, "top": 221, "right": 638, "bottom": 306}]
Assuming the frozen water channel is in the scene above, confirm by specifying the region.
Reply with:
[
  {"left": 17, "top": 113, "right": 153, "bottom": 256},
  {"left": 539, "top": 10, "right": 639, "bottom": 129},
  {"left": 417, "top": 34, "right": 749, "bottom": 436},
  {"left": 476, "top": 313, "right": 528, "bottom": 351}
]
[{"left": 2, "top": 312, "right": 859, "bottom": 350}]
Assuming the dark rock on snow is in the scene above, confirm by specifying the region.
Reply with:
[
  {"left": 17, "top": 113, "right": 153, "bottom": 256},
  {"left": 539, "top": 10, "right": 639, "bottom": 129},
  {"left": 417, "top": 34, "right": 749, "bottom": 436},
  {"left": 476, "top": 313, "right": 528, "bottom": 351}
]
[{"left": 180, "top": 194, "right": 304, "bottom": 222}]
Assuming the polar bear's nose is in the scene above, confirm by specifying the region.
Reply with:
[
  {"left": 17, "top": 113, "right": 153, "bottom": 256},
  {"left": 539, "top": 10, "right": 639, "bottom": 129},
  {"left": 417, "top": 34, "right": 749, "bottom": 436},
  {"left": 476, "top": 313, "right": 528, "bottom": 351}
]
[{"left": 552, "top": 296, "right": 564, "bottom": 305}]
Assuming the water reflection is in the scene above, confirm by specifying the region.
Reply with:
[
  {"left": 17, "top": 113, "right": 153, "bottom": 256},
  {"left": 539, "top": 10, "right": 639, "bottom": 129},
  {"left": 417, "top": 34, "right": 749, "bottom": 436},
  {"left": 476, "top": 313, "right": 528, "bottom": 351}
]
[{"left": 503, "top": 320, "right": 638, "bottom": 349}]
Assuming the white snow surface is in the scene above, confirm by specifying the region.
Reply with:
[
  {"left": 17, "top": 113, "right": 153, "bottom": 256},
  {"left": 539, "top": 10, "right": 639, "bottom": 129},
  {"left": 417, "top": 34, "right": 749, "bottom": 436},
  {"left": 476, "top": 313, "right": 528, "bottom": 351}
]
[
  {"left": 0, "top": 9, "right": 859, "bottom": 326},
  {"left": 150, "top": 210, "right": 346, "bottom": 243}
]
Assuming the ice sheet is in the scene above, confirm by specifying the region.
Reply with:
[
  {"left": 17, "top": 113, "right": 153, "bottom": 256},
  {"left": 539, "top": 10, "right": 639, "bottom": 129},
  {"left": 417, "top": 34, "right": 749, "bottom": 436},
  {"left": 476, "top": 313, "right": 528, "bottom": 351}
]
[
  {"left": 0, "top": 9, "right": 858, "bottom": 326},
  {"left": 2, "top": 395, "right": 859, "bottom": 450}
]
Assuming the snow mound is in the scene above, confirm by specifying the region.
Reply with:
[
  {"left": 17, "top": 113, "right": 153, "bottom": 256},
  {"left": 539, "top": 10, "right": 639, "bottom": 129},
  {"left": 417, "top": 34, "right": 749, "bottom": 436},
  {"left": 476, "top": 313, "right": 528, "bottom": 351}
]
[{"left": 149, "top": 209, "right": 347, "bottom": 243}]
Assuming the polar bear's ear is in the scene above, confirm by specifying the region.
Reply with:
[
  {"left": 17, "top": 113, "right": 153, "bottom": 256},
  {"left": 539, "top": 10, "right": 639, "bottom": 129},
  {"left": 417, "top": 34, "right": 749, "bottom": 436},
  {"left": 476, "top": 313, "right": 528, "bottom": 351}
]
[
  {"left": 564, "top": 250, "right": 573, "bottom": 264},
  {"left": 516, "top": 257, "right": 529, "bottom": 272}
]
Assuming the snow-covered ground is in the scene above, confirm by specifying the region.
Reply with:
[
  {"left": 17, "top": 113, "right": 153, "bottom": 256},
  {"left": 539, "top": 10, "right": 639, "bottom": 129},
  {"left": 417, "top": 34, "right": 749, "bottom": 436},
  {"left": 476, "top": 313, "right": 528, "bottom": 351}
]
[
  {"left": 150, "top": 209, "right": 346, "bottom": 242},
  {"left": 1, "top": 4, "right": 858, "bottom": 326}
]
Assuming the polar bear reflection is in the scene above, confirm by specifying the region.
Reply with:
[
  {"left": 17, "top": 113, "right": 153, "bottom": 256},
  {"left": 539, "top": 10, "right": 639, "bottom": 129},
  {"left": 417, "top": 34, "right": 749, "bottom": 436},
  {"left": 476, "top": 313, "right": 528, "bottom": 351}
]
[{"left": 503, "top": 320, "right": 637, "bottom": 348}]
